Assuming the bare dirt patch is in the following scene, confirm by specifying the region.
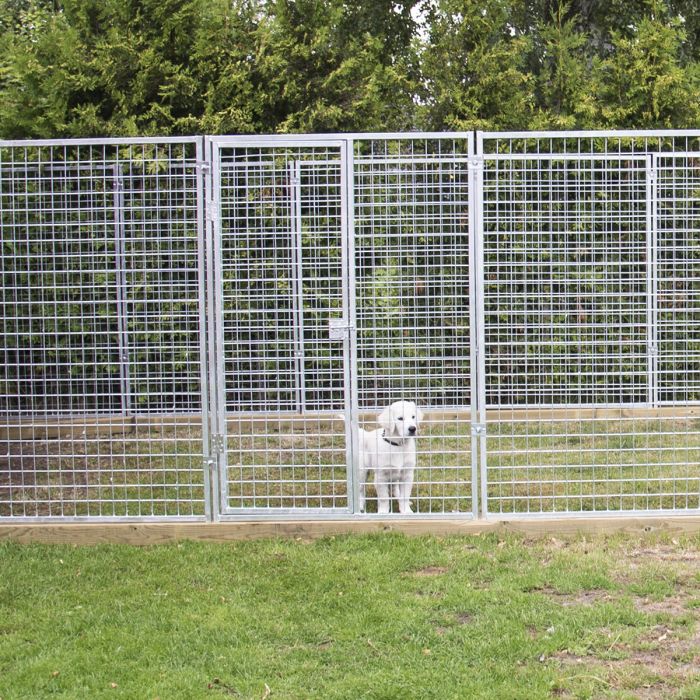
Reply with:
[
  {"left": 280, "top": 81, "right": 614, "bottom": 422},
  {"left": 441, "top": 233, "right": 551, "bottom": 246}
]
[
  {"left": 559, "top": 590, "right": 616, "bottom": 608},
  {"left": 552, "top": 643, "right": 700, "bottom": 699},
  {"left": 615, "top": 543, "right": 700, "bottom": 580},
  {"left": 626, "top": 545, "right": 700, "bottom": 565},
  {"left": 456, "top": 612, "right": 473, "bottom": 625},
  {"left": 633, "top": 595, "right": 697, "bottom": 618},
  {"left": 541, "top": 540, "right": 700, "bottom": 700},
  {"left": 412, "top": 566, "right": 449, "bottom": 577},
  {"left": 531, "top": 586, "right": 616, "bottom": 607},
  {"left": 607, "top": 647, "right": 700, "bottom": 698}
]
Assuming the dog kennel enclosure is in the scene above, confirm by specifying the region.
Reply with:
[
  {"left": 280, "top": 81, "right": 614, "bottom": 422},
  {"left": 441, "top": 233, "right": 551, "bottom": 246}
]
[{"left": 2, "top": 130, "right": 700, "bottom": 522}]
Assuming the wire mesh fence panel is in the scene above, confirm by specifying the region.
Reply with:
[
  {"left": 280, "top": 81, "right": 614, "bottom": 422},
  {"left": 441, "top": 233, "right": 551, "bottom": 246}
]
[
  {"left": 353, "top": 135, "right": 475, "bottom": 515},
  {"left": 4, "top": 130, "right": 700, "bottom": 523},
  {"left": 215, "top": 140, "right": 350, "bottom": 513},
  {"left": 0, "top": 140, "right": 207, "bottom": 519},
  {"left": 479, "top": 132, "right": 700, "bottom": 516}
]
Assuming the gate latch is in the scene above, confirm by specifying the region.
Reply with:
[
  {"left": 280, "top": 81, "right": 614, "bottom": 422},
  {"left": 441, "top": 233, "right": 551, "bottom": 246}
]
[
  {"left": 329, "top": 318, "right": 354, "bottom": 340},
  {"left": 212, "top": 434, "right": 226, "bottom": 454}
]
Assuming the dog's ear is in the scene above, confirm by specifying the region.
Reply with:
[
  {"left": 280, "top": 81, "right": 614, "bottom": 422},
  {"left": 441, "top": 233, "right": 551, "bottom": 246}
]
[
  {"left": 377, "top": 406, "right": 394, "bottom": 435},
  {"left": 416, "top": 406, "right": 424, "bottom": 425}
]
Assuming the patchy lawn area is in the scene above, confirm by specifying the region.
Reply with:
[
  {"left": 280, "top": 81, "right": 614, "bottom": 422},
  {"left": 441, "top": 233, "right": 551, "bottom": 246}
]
[{"left": 1, "top": 533, "right": 700, "bottom": 699}]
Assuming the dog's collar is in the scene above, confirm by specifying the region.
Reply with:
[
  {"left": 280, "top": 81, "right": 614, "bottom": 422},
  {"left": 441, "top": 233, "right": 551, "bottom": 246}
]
[{"left": 382, "top": 431, "right": 404, "bottom": 447}]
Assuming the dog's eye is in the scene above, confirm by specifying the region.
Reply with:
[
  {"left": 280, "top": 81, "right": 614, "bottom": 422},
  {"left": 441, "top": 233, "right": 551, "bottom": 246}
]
[{"left": 397, "top": 416, "right": 404, "bottom": 421}]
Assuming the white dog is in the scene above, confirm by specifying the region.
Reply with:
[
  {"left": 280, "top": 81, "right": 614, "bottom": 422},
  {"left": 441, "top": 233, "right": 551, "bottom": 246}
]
[{"left": 357, "top": 400, "right": 423, "bottom": 515}]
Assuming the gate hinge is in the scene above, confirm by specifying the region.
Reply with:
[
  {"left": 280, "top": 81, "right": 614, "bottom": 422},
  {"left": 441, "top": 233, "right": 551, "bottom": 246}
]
[
  {"left": 329, "top": 318, "right": 355, "bottom": 340},
  {"left": 468, "top": 156, "right": 484, "bottom": 171},
  {"left": 471, "top": 423, "right": 486, "bottom": 436}
]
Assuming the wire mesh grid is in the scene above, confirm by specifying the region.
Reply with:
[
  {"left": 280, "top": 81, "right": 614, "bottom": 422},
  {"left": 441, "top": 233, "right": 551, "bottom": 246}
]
[
  {"left": 4, "top": 130, "right": 700, "bottom": 523},
  {"left": 215, "top": 141, "right": 349, "bottom": 512},
  {"left": 478, "top": 132, "right": 700, "bottom": 516},
  {"left": 656, "top": 153, "right": 700, "bottom": 403},
  {"left": 353, "top": 135, "right": 474, "bottom": 515},
  {"left": 0, "top": 139, "right": 207, "bottom": 519}
]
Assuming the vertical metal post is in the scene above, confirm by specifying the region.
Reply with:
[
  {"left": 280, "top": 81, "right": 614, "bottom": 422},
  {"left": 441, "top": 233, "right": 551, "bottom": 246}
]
[
  {"left": 197, "top": 137, "right": 213, "bottom": 521},
  {"left": 207, "top": 139, "right": 226, "bottom": 519},
  {"left": 470, "top": 137, "right": 487, "bottom": 519},
  {"left": 289, "top": 160, "right": 307, "bottom": 414},
  {"left": 112, "top": 165, "right": 132, "bottom": 417},
  {"left": 647, "top": 154, "right": 659, "bottom": 408},
  {"left": 343, "top": 138, "right": 360, "bottom": 514}
]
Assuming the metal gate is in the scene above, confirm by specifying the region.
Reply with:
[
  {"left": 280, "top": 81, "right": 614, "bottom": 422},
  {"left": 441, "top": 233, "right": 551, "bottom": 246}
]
[
  {"left": 206, "top": 134, "right": 476, "bottom": 519},
  {"left": 351, "top": 134, "right": 476, "bottom": 517},
  {"left": 208, "top": 138, "right": 353, "bottom": 516}
]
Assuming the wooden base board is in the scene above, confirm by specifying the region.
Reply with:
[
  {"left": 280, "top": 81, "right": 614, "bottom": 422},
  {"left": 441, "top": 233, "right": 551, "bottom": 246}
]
[
  {"left": 3, "top": 406, "right": 700, "bottom": 440},
  {"left": 1, "top": 516, "right": 700, "bottom": 545},
  {"left": 0, "top": 405, "right": 700, "bottom": 442}
]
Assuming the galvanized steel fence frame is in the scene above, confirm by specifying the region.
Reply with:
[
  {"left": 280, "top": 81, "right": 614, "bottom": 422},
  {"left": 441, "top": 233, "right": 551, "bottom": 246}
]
[
  {"left": 0, "top": 136, "right": 212, "bottom": 522},
  {"left": 2, "top": 130, "right": 700, "bottom": 523},
  {"left": 477, "top": 130, "right": 700, "bottom": 519}
]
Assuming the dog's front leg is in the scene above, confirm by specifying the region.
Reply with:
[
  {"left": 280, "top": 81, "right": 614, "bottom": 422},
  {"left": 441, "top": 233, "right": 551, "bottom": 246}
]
[
  {"left": 375, "top": 475, "right": 391, "bottom": 514},
  {"left": 398, "top": 472, "right": 414, "bottom": 514},
  {"left": 392, "top": 482, "right": 401, "bottom": 507},
  {"left": 358, "top": 466, "right": 368, "bottom": 513}
]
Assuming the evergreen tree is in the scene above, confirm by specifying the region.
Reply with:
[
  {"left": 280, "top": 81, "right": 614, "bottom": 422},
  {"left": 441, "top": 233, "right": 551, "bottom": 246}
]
[
  {"left": 417, "top": 0, "right": 534, "bottom": 130},
  {"left": 593, "top": 13, "right": 700, "bottom": 127},
  {"left": 1, "top": 0, "right": 700, "bottom": 137}
]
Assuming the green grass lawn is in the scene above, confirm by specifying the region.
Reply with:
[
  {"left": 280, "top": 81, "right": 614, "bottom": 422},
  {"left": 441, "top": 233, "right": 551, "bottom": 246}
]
[{"left": 2, "top": 533, "right": 700, "bottom": 699}]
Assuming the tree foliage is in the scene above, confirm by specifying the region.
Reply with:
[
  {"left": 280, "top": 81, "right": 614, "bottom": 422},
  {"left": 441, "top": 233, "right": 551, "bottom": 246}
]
[{"left": 0, "top": 0, "right": 699, "bottom": 136}]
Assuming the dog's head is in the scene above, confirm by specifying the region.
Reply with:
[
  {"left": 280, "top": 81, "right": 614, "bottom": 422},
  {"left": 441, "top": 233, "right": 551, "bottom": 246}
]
[{"left": 377, "top": 400, "right": 423, "bottom": 439}]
